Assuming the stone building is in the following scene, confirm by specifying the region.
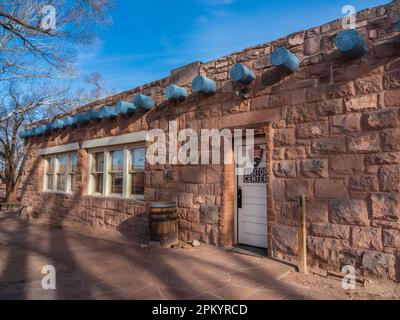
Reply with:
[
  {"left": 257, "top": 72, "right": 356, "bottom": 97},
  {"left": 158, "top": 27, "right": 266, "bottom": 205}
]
[{"left": 21, "top": 1, "right": 400, "bottom": 282}]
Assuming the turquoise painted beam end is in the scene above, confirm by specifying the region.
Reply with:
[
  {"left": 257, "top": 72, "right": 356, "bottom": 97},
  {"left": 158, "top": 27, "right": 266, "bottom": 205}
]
[
  {"left": 115, "top": 101, "right": 136, "bottom": 114},
  {"left": 37, "top": 125, "right": 46, "bottom": 136},
  {"left": 99, "top": 106, "right": 118, "bottom": 119},
  {"left": 64, "top": 116, "right": 75, "bottom": 127},
  {"left": 133, "top": 94, "right": 155, "bottom": 110},
  {"left": 24, "top": 129, "right": 33, "bottom": 137},
  {"left": 52, "top": 119, "right": 64, "bottom": 130},
  {"left": 165, "top": 84, "right": 188, "bottom": 101},
  {"left": 19, "top": 131, "right": 26, "bottom": 139},
  {"left": 335, "top": 29, "right": 367, "bottom": 60},
  {"left": 230, "top": 63, "right": 255, "bottom": 85},
  {"left": 397, "top": 18, "right": 400, "bottom": 32},
  {"left": 271, "top": 47, "right": 300, "bottom": 72},
  {"left": 74, "top": 111, "right": 91, "bottom": 124},
  {"left": 87, "top": 109, "right": 101, "bottom": 121},
  {"left": 192, "top": 75, "right": 216, "bottom": 94}
]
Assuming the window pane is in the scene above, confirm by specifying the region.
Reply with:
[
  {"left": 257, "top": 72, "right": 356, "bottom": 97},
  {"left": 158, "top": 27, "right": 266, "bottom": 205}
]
[
  {"left": 131, "top": 148, "right": 145, "bottom": 171},
  {"left": 57, "top": 155, "right": 67, "bottom": 173},
  {"left": 45, "top": 158, "right": 53, "bottom": 174},
  {"left": 92, "top": 152, "right": 104, "bottom": 172},
  {"left": 70, "top": 153, "right": 77, "bottom": 172},
  {"left": 46, "top": 174, "right": 53, "bottom": 190},
  {"left": 93, "top": 173, "right": 103, "bottom": 193},
  {"left": 131, "top": 172, "right": 144, "bottom": 195},
  {"left": 57, "top": 174, "right": 66, "bottom": 191},
  {"left": 111, "top": 150, "right": 123, "bottom": 172},
  {"left": 111, "top": 173, "right": 123, "bottom": 194},
  {"left": 68, "top": 174, "right": 75, "bottom": 192}
]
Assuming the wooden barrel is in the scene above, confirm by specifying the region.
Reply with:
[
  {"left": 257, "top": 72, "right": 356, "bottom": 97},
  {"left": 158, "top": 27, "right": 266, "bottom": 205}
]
[{"left": 150, "top": 202, "right": 178, "bottom": 248}]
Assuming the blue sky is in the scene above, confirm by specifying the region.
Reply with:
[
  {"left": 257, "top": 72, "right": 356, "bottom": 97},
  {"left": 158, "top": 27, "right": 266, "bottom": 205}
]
[{"left": 76, "top": 0, "right": 390, "bottom": 92}]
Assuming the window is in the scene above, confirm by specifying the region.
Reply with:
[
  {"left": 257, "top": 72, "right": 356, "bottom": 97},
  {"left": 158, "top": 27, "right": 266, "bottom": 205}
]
[
  {"left": 56, "top": 154, "right": 68, "bottom": 191},
  {"left": 129, "top": 147, "right": 145, "bottom": 196},
  {"left": 45, "top": 157, "right": 54, "bottom": 190},
  {"left": 88, "top": 145, "right": 145, "bottom": 199},
  {"left": 43, "top": 152, "right": 77, "bottom": 192},
  {"left": 109, "top": 149, "right": 123, "bottom": 195},
  {"left": 91, "top": 152, "right": 104, "bottom": 194}
]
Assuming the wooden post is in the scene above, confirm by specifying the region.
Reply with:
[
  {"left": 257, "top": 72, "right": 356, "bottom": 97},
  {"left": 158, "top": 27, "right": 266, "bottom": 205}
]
[{"left": 298, "top": 194, "right": 308, "bottom": 274}]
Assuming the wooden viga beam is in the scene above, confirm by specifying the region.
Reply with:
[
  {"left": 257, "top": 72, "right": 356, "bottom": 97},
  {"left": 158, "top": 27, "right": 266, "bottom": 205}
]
[
  {"left": 230, "top": 63, "right": 255, "bottom": 85},
  {"left": 86, "top": 109, "right": 102, "bottom": 121},
  {"left": 115, "top": 101, "right": 136, "bottom": 114},
  {"left": 271, "top": 47, "right": 300, "bottom": 72},
  {"left": 335, "top": 29, "right": 367, "bottom": 60},
  {"left": 165, "top": 84, "right": 188, "bottom": 101},
  {"left": 99, "top": 106, "right": 118, "bottom": 119},
  {"left": 52, "top": 118, "right": 64, "bottom": 130},
  {"left": 134, "top": 93, "right": 155, "bottom": 110},
  {"left": 192, "top": 75, "right": 216, "bottom": 94}
]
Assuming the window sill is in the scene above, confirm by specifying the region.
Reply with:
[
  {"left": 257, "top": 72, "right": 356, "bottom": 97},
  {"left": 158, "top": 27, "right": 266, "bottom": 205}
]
[
  {"left": 41, "top": 190, "right": 73, "bottom": 195},
  {"left": 84, "top": 194, "right": 145, "bottom": 202}
]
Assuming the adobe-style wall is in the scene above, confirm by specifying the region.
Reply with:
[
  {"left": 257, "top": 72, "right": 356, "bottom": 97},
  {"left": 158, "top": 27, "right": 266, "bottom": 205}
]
[{"left": 22, "top": 1, "right": 400, "bottom": 281}]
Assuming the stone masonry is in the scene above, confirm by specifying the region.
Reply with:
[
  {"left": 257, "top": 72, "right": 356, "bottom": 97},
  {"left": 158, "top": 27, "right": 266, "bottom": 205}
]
[{"left": 22, "top": 1, "right": 400, "bottom": 281}]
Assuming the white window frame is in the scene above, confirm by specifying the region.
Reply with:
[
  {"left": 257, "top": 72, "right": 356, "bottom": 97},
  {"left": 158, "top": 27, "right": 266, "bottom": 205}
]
[
  {"left": 43, "top": 152, "right": 77, "bottom": 193},
  {"left": 87, "top": 144, "right": 145, "bottom": 200}
]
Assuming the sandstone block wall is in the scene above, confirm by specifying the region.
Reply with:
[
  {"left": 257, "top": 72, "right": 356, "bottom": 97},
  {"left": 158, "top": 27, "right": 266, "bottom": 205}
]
[{"left": 22, "top": 1, "right": 400, "bottom": 281}]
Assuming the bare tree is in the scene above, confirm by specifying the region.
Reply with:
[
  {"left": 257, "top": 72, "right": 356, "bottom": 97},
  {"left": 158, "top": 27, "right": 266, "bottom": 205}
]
[
  {"left": 0, "top": 80, "right": 94, "bottom": 202},
  {"left": 85, "top": 72, "right": 104, "bottom": 100},
  {"left": 0, "top": 0, "right": 111, "bottom": 81}
]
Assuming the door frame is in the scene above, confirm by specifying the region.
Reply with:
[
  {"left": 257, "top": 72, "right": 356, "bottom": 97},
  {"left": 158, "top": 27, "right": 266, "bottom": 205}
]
[{"left": 233, "top": 136, "right": 267, "bottom": 248}]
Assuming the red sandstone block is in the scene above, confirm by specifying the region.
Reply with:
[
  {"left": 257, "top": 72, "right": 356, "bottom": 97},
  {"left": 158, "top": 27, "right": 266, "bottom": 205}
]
[
  {"left": 384, "top": 89, "right": 400, "bottom": 108},
  {"left": 383, "top": 229, "right": 400, "bottom": 248},
  {"left": 371, "top": 192, "right": 400, "bottom": 221},
  {"left": 273, "top": 160, "right": 297, "bottom": 178},
  {"left": 352, "top": 227, "right": 383, "bottom": 251},
  {"left": 328, "top": 82, "right": 355, "bottom": 99},
  {"left": 312, "top": 138, "right": 346, "bottom": 154},
  {"left": 306, "top": 86, "right": 327, "bottom": 103},
  {"left": 329, "top": 199, "right": 369, "bottom": 226},
  {"left": 191, "top": 223, "right": 206, "bottom": 234},
  {"left": 349, "top": 175, "right": 378, "bottom": 192},
  {"left": 354, "top": 75, "right": 383, "bottom": 94},
  {"left": 345, "top": 94, "right": 378, "bottom": 112},
  {"left": 285, "top": 146, "right": 307, "bottom": 160},
  {"left": 286, "top": 104, "right": 319, "bottom": 123},
  {"left": 272, "top": 179, "right": 285, "bottom": 201},
  {"left": 330, "top": 114, "right": 362, "bottom": 134},
  {"left": 251, "top": 95, "right": 269, "bottom": 109},
  {"left": 315, "top": 179, "right": 348, "bottom": 199},
  {"left": 309, "top": 223, "right": 350, "bottom": 240},
  {"left": 382, "top": 129, "right": 400, "bottom": 152},
  {"left": 301, "top": 159, "right": 328, "bottom": 178},
  {"left": 297, "top": 122, "right": 328, "bottom": 139},
  {"left": 285, "top": 179, "right": 312, "bottom": 200},
  {"left": 329, "top": 154, "right": 364, "bottom": 175},
  {"left": 364, "top": 109, "right": 399, "bottom": 130},
  {"left": 274, "top": 128, "right": 295, "bottom": 146},
  {"left": 306, "top": 201, "right": 329, "bottom": 223},
  {"left": 347, "top": 132, "right": 381, "bottom": 153},
  {"left": 378, "top": 166, "right": 399, "bottom": 192}
]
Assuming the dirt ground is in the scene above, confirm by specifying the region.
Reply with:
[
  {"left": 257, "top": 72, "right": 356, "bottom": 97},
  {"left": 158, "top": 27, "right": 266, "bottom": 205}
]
[{"left": 0, "top": 215, "right": 399, "bottom": 300}]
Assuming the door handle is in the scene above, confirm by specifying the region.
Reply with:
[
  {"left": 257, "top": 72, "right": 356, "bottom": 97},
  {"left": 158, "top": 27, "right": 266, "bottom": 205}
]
[{"left": 237, "top": 186, "right": 242, "bottom": 209}]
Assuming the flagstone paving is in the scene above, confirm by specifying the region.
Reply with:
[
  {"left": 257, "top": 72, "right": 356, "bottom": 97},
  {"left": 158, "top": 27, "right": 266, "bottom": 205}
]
[{"left": 0, "top": 217, "right": 337, "bottom": 300}]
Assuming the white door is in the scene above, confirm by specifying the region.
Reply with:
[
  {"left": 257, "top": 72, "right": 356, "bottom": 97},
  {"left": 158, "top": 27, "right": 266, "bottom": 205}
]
[{"left": 236, "top": 143, "right": 267, "bottom": 248}]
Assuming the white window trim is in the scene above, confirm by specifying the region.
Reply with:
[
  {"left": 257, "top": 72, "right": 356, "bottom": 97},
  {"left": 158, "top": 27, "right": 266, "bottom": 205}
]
[
  {"left": 39, "top": 143, "right": 79, "bottom": 156},
  {"left": 43, "top": 152, "right": 77, "bottom": 194},
  {"left": 82, "top": 131, "right": 147, "bottom": 149},
  {"left": 87, "top": 144, "right": 145, "bottom": 200}
]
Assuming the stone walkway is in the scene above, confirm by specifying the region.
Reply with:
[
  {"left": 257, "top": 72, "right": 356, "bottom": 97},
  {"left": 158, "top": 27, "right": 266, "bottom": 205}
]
[{"left": 0, "top": 217, "right": 337, "bottom": 300}]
